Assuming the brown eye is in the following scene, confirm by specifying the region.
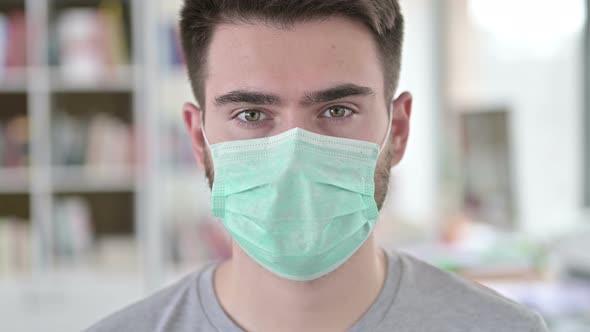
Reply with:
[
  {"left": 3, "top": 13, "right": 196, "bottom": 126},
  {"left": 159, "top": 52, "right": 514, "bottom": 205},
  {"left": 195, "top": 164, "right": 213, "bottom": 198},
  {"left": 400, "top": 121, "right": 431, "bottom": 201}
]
[
  {"left": 322, "top": 106, "right": 353, "bottom": 118},
  {"left": 237, "top": 110, "right": 267, "bottom": 122}
]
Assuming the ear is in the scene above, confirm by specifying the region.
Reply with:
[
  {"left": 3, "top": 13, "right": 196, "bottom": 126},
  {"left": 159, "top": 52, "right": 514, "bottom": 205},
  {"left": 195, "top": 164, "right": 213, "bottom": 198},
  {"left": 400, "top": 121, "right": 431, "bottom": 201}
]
[
  {"left": 389, "top": 91, "right": 413, "bottom": 167},
  {"left": 183, "top": 102, "right": 207, "bottom": 170}
]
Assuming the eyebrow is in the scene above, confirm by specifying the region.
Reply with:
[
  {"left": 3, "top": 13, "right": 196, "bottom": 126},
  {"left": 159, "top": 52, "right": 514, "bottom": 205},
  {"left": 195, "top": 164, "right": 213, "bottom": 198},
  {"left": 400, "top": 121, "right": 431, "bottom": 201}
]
[
  {"left": 301, "top": 83, "right": 374, "bottom": 106},
  {"left": 213, "top": 83, "right": 374, "bottom": 107},
  {"left": 214, "top": 90, "right": 281, "bottom": 106}
]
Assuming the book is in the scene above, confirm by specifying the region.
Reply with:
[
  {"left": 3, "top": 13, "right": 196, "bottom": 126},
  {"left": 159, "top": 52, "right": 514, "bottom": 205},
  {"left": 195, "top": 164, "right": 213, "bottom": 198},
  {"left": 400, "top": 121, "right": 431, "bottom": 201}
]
[
  {"left": 0, "top": 115, "right": 29, "bottom": 167},
  {"left": 160, "top": 22, "right": 185, "bottom": 68},
  {"left": 169, "top": 23, "right": 184, "bottom": 67},
  {"left": 52, "top": 111, "right": 87, "bottom": 166},
  {"left": 0, "top": 13, "right": 7, "bottom": 79},
  {"left": 53, "top": 197, "right": 94, "bottom": 262},
  {"left": 0, "top": 217, "right": 31, "bottom": 276},
  {"left": 98, "top": 0, "right": 129, "bottom": 70},
  {"left": 56, "top": 8, "right": 105, "bottom": 82},
  {"left": 85, "top": 112, "right": 133, "bottom": 174},
  {"left": 56, "top": 3, "right": 129, "bottom": 83},
  {"left": 5, "top": 10, "right": 26, "bottom": 70},
  {"left": 52, "top": 111, "right": 133, "bottom": 171},
  {"left": 0, "top": 122, "right": 4, "bottom": 166}
]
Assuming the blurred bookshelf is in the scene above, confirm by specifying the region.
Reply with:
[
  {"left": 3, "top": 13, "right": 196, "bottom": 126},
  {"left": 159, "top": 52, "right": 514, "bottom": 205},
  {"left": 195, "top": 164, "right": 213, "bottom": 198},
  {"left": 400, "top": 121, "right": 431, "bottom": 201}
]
[
  {"left": 0, "top": 92, "right": 29, "bottom": 193},
  {"left": 0, "top": 0, "right": 221, "bottom": 330},
  {"left": 0, "top": 0, "right": 152, "bottom": 330}
]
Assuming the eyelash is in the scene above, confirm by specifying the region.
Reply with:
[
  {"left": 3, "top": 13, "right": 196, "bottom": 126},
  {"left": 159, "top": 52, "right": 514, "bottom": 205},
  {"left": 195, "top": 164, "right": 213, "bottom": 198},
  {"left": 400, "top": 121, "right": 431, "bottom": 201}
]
[
  {"left": 232, "top": 109, "right": 271, "bottom": 128},
  {"left": 319, "top": 106, "right": 356, "bottom": 121},
  {"left": 232, "top": 105, "right": 357, "bottom": 128}
]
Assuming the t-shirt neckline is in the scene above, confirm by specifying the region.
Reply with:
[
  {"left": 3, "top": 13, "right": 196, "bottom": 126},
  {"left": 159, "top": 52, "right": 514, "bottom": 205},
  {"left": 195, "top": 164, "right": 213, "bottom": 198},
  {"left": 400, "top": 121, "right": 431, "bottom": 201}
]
[{"left": 197, "top": 250, "right": 402, "bottom": 331}]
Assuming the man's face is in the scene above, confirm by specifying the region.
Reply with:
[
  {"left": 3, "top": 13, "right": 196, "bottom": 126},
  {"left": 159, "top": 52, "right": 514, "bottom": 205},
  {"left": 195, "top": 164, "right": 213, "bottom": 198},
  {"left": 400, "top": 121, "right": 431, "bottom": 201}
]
[{"left": 186, "top": 16, "right": 412, "bottom": 209}]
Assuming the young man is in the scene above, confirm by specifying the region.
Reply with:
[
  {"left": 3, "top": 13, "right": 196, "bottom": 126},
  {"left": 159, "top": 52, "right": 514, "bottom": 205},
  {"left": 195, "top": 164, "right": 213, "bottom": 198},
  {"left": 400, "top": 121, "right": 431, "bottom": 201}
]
[{"left": 88, "top": 1, "right": 549, "bottom": 331}]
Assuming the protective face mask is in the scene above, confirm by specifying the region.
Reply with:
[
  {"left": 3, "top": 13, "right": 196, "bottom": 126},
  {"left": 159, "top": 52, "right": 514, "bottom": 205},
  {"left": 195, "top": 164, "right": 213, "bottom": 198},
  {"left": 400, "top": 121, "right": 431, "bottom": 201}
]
[{"left": 203, "top": 114, "right": 391, "bottom": 281}]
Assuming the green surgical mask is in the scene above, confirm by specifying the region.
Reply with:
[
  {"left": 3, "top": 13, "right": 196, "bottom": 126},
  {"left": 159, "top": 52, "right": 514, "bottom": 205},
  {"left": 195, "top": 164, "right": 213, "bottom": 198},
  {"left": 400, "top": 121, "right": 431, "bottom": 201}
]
[{"left": 204, "top": 117, "right": 391, "bottom": 281}]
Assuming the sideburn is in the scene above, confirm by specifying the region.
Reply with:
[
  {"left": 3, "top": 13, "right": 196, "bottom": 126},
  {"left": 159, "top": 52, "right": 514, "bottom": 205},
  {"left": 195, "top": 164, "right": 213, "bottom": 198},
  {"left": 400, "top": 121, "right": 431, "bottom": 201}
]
[
  {"left": 373, "top": 146, "right": 393, "bottom": 211},
  {"left": 204, "top": 147, "right": 215, "bottom": 189}
]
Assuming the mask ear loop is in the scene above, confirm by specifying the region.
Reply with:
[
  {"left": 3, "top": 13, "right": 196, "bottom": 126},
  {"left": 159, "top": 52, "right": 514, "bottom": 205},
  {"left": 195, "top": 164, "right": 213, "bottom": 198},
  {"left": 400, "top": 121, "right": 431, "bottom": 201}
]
[
  {"left": 199, "top": 110, "right": 217, "bottom": 170},
  {"left": 201, "top": 110, "right": 211, "bottom": 148},
  {"left": 378, "top": 102, "right": 394, "bottom": 155}
]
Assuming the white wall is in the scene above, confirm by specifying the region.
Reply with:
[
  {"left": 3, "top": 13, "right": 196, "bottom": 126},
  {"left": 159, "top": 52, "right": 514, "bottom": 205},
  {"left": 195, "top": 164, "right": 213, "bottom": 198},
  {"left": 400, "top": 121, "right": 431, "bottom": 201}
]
[
  {"left": 384, "top": 0, "right": 440, "bottom": 228},
  {"left": 482, "top": 43, "right": 585, "bottom": 236},
  {"left": 448, "top": 0, "right": 586, "bottom": 237}
]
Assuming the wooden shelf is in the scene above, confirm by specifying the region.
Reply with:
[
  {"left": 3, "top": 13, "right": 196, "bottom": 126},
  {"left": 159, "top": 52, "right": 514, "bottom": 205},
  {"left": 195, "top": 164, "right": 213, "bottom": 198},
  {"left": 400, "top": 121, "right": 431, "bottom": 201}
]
[
  {"left": 52, "top": 165, "right": 135, "bottom": 193},
  {"left": 0, "top": 68, "right": 27, "bottom": 93},
  {"left": 0, "top": 168, "right": 29, "bottom": 194},
  {"left": 49, "top": 66, "right": 135, "bottom": 93},
  {"left": 1, "top": 66, "right": 136, "bottom": 93},
  {"left": 0, "top": 166, "right": 139, "bottom": 204},
  {"left": 0, "top": 81, "right": 26, "bottom": 93}
]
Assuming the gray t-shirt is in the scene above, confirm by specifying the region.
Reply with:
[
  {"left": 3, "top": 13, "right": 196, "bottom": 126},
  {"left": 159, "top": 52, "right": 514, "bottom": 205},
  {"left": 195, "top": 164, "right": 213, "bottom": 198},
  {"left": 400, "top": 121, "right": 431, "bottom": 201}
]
[{"left": 86, "top": 250, "right": 549, "bottom": 331}]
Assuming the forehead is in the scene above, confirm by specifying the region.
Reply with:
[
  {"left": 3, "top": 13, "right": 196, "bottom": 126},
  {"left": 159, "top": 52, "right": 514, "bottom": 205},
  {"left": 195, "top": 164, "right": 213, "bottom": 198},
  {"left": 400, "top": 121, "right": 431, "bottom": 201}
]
[{"left": 205, "top": 16, "right": 384, "bottom": 103}]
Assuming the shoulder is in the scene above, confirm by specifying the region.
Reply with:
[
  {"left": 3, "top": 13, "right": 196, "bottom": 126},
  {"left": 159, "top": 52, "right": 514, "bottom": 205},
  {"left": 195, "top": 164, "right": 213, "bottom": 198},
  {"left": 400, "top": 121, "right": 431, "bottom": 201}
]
[
  {"left": 389, "top": 251, "right": 549, "bottom": 331},
  {"left": 84, "top": 266, "right": 211, "bottom": 332}
]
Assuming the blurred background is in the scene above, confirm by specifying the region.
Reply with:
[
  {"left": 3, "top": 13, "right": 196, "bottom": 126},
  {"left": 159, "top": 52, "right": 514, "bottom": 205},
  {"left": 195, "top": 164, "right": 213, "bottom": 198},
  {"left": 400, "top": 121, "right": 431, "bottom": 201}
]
[{"left": 0, "top": 0, "right": 588, "bottom": 331}]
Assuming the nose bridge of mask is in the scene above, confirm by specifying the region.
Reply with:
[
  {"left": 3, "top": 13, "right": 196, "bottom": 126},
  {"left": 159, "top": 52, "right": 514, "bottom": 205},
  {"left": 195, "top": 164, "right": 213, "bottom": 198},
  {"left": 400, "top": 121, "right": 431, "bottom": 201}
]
[{"left": 200, "top": 106, "right": 393, "bottom": 156}]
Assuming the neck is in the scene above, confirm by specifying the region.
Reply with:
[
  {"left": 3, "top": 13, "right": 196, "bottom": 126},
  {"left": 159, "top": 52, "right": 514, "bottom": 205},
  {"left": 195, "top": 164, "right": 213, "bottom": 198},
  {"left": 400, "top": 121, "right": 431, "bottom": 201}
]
[{"left": 214, "top": 235, "right": 387, "bottom": 332}]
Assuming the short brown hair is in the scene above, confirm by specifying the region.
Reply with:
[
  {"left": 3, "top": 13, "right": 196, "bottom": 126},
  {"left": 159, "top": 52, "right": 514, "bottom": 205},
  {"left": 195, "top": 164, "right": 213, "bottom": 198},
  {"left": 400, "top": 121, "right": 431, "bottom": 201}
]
[{"left": 179, "top": 0, "right": 404, "bottom": 108}]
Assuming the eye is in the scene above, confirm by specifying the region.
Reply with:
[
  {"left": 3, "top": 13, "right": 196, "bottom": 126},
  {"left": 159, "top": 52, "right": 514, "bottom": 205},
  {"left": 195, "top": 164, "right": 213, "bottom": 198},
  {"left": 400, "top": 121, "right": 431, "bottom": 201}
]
[
  {"left": 321, "top": 106, "right": 354, "bottom": 118},
  {"left": 237, "top": 109, "right": 268, "bottom": 122}
]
